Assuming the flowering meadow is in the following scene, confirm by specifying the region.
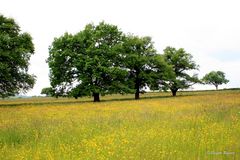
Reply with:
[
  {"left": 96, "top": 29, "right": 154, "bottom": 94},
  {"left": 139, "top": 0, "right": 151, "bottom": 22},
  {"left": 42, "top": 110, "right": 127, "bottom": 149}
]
[{"left": 0, "top": 90, "right": 240, "bottom": 159}]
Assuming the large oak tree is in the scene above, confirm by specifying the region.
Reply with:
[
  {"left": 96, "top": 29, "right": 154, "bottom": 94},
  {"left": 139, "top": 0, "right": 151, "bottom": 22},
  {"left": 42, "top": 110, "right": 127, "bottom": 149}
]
[
  {"left": 0, "top": 15, "right": 35, "bottom": 98},
  {"left": 48, "top": 22, "right": 128, "bottom": 102}
]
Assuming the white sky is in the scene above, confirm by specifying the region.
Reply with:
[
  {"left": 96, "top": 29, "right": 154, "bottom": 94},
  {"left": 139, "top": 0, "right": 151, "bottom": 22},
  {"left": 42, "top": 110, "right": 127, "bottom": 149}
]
[{"left": 1, "top": 0, "right": 240, "bottom": 95}]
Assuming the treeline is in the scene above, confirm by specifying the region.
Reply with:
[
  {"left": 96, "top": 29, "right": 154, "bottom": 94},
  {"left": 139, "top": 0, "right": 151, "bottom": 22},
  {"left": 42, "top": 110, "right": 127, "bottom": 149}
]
[
  {"left": 45, "top": 22, "right": 200, "bottom": 101},
  {"left": 0, "top": 15, "right": 229, "bottom": 101}
]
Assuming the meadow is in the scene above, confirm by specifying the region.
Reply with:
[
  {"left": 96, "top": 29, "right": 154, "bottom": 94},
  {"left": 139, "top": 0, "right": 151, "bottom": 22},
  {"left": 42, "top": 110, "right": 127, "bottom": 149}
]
[{"left": 0, "top": 90, "right": 240, "bottom": 159}]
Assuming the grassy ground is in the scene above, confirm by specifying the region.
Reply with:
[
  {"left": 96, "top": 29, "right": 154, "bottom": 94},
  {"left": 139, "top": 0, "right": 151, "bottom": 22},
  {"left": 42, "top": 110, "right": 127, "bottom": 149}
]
[{"left": 0, "top": 90, "right": 240, "bottom": 159}]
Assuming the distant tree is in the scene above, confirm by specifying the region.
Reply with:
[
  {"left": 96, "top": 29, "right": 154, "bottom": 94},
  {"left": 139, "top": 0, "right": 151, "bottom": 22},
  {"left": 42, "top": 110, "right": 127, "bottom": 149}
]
[
  {"left": 0, "top": 15, "right": 35, "bottom": 98},
  {"left": 202, "top": 71, "right": 229, "bottom": 90},
  {"left": 159, "top": 47, "right": 200, "bottom": 96},
  {"left": 47, "top": 22, "right": 127, "bottom": 102},
  {"left": 41, "top": 87, "right": 55, "bottom": 97},
  {"left": 121, "top": 35, "right": 170, "bottom": 99}
]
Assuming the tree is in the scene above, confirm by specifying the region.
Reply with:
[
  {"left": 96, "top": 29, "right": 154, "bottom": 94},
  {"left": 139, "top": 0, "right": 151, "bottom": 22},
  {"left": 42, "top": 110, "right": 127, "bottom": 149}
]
[
  {"left": 0, "top": 15, "right": 35, "bottom": 98},
  {"left": 47, "top": 22, "right": 127, "bottom": 102},
  {"left": 121, "top": 35, "right": 169, "bottom": 99},
  {"left": 41, "top": 87, "right": 55, "bottom": 97},
  {"left": 202, "top": 71, "right": 229, "bottom": 90},
  {"left": 159, "top": 47, "right": 199, "bottom": 96}
]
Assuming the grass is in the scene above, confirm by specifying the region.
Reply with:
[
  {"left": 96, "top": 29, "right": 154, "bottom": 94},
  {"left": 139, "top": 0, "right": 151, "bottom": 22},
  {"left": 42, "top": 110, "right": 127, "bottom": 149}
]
[{"left": 0, "top": 90, "right": 240, "bottom": 159}]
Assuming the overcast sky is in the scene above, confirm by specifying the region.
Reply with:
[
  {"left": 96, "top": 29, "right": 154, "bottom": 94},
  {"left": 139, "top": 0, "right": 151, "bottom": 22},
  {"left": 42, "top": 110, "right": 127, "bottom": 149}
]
[{"left": 1, "top": 0, "right": 240, "bottom": 95}]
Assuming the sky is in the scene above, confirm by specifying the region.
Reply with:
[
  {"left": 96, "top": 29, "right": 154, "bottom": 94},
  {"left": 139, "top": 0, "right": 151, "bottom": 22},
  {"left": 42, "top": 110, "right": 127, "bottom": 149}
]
[{"left": 1, "top": 0, "right": 240, "bottom": 95}]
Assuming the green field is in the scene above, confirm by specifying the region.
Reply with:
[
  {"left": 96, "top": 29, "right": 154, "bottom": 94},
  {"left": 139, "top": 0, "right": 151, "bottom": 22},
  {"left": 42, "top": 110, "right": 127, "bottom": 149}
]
[{"left": 0, "top": 90, "right": 240, "bottom": 159}]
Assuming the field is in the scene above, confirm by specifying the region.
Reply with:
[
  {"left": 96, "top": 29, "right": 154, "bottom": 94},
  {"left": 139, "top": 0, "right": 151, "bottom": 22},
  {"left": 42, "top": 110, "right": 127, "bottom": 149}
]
[{"left": 0, "top": 90, "right": 240, "bottom": 159}]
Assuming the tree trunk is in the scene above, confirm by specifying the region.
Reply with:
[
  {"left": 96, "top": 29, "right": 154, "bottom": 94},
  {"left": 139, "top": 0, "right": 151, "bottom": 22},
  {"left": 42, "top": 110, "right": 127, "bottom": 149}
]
[
  {"left": 135, "top": 76, "right": 140, "bottom": 100},
  {"left": 215, "top": 85, "right": 218, "bottom": 90},
  {"left": 93, "top": 93, "right": 100, "bottom": 102},
  {"left": 171, "top": 89, "right": 178, "bottom": 96},
  {"left": 135, "top": 89, "right": 140, "bottom": 100}
]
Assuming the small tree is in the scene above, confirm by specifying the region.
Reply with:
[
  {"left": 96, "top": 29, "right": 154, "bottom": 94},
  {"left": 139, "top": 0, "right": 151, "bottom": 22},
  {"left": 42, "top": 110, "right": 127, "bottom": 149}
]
[
  {"left": 41, "top": 87, "right": 55, "bottom": 97},
  {"left": 202, "top": 71, "right": 229, "bottom": 90},
  {"left": 160, "top": 47, "right": 200, "bottom": 96},
  {"left": 0, "top": 15, "right": 35, "bottom": 98}
]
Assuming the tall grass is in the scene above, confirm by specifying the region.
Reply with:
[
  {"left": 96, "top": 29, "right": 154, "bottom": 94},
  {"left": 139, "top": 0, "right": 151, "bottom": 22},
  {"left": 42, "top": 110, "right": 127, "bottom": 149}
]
[{"left": 0, "top": 90, "right": 239, "bottom": 159}]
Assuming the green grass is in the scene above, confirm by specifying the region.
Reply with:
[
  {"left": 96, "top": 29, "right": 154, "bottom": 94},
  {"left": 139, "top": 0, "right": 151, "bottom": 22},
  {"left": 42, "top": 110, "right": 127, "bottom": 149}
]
[{"left": 0, "top": 90, "right": 240, "bottom": 159}]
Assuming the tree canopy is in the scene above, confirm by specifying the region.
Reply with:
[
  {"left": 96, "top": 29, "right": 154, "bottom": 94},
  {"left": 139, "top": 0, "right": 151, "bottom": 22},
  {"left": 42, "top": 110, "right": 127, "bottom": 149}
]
[
  {"left": 0, "top": 15, "right": 35, "bottom": 98},
  {"left": 158, "top": 47, "right": 200, "bottom": 96},
  {"left": 48, "top": 22, "right": 128, "bottom": 101},
  {"left": 202, "top": 71, "right": 229, "bottom": 90}
]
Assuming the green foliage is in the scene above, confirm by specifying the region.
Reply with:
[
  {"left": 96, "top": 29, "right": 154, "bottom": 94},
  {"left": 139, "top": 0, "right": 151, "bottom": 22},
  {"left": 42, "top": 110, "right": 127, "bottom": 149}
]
[
  {"left": 48, "top": 22, "right": 128, "bottom": 101},
  {"left": 202, "top": 71, "right": 229, "bottom": 90},
  {"left": 0, "top": 15, "right": 35, "bottom": 98},
  {"left": 121, "top": 35, "right": 170, "bottom": 99},
  {"left": 160, "top": 47, "right": 199, "bottom": 96},
  {"left": 41, "top": 87, "right": 55, "bottom": 97}
]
